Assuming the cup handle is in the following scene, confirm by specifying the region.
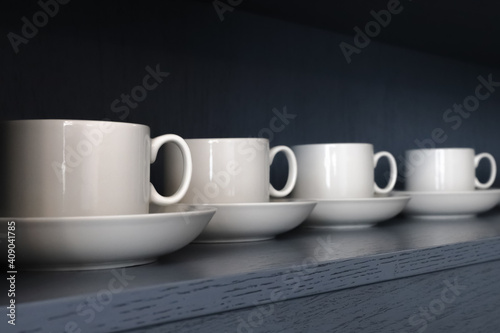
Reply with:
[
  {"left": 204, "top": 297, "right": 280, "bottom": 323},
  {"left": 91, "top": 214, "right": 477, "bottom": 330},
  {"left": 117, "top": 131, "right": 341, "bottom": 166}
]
[
  {"left": 269, "top": 146, "right": 298, "bottom": 197},
  {"left": 373, "top": 151, "right": 397, "bottom": 194},
  {"left": 150, "top": 134, "right": 192, "bottom": 205},
  {"left": 474, "top": 153, "right": 496, "bottom": 189}
]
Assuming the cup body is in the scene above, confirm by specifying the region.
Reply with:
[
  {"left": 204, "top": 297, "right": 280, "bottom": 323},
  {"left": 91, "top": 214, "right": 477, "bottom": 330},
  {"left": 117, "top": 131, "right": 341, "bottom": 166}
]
[
  {"left": 404, "top": 148, "right": 495, "bottom": 191},
  {"left": 0, "top": 120, "right": 151, "bottom": 217},
  {"left": 165, "top": 138, "right": 294, "bottom": 204},
  {"left": 0, "top": 119, "right": 192, "bottom": 217},
  {"left": 291, "top": 143, "right": 394, "bottom": 199}
]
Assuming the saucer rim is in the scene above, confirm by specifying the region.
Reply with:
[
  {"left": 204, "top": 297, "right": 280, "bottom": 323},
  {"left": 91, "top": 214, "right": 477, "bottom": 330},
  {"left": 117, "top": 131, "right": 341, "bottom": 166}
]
[
  {"left": 1, "top": 205, "right": 217, "bottom": 223},
  {"left": 290, "top": 195, "right": 411, "bottom": 203},
  {"left": 304, "top": 194, "right": 409, "bottom": 227},
  {"left": 194, "top": 200, "right": 317, "bottom": 242},
  {"left": 393, "top": 188, "right": 500, "bottom": 196},
  {"left": 195, "top": 200, "right": 317, "bottom": 208}
]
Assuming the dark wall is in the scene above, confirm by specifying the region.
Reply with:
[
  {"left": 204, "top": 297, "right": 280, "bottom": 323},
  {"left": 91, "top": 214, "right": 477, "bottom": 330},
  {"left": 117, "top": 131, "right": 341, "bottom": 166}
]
[{"left": 2, "top": 0, "right": 500, "bottom": 190}]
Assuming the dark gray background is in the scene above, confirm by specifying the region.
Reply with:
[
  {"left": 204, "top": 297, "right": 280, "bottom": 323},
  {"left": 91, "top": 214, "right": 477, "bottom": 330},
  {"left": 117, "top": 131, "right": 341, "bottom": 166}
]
[{"left": 1, "top": 0, "right": 499, "bottom": 190}]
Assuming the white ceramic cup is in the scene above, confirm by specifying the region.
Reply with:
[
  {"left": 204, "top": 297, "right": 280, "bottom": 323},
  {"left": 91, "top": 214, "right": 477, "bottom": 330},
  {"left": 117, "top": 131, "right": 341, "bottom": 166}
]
[
  {"left": 0, "top": 119, "right": 192, "bottom": 217},
  {"left": 164, "top": 138, "right": 297, "bottom": 204},
  {"left": 404, "top": 148, "right": 497, "bottom": 192},
  {"left": 291, "top": 143, "right": 397, "bottom": 199}
]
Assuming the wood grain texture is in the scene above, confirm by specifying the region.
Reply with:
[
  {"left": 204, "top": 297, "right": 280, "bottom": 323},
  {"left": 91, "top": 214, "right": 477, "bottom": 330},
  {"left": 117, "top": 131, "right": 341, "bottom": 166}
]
[
  {"left": 127, "top": 260, "right": 500, "bottom": 333},
  {"left": 5, "top": 210, "right": 500, "bottom": 333}
]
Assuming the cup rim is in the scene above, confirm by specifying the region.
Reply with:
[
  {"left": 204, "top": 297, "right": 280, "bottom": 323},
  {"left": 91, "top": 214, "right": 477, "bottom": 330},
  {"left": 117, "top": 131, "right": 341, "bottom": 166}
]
[
  {"left": 0, "top": 119, "right": 150, "bottom": 130},
  {"left": 185, "top": 138, "right": 269, "bottom": 143},
  {"left": 405, "top": 147, "right": 474, "bottom": 153},
  {"left": 292, "top": 142, "right": 373, "bottom": 148}
]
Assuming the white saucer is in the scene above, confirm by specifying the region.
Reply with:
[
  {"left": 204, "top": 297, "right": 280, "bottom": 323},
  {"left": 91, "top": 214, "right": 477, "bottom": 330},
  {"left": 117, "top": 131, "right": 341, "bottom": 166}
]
[
  {"left": 393, "top": 189, "right": 500, "bottom": 219},
  {"left": 0, "top": 205, "right": 216, "bottom": 271},
  {"left": 303, "top": 195, "right": 411, "bottom": 229},
  {"left": 164, "top": 201, "right": 315, "bottom": 243}
]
